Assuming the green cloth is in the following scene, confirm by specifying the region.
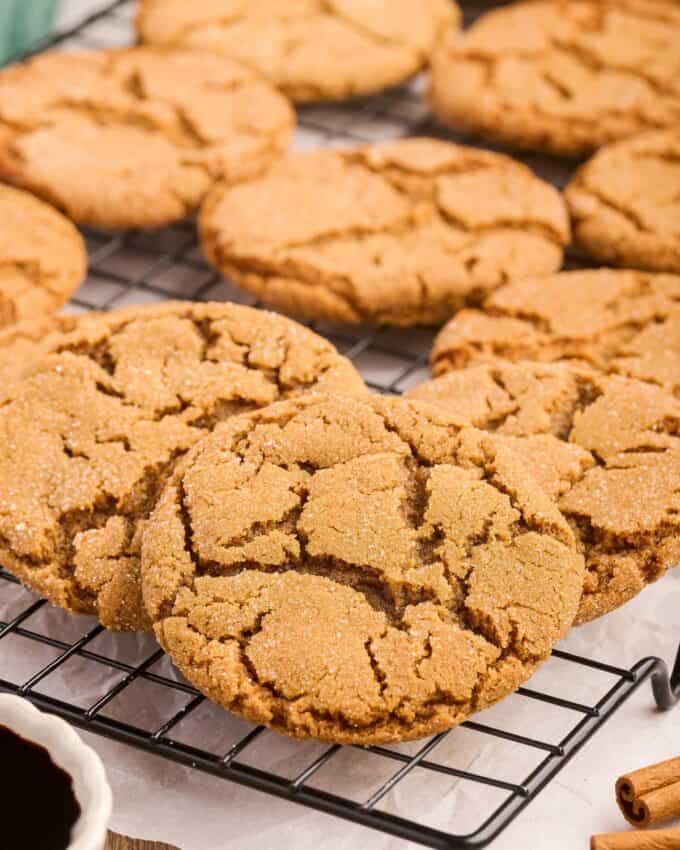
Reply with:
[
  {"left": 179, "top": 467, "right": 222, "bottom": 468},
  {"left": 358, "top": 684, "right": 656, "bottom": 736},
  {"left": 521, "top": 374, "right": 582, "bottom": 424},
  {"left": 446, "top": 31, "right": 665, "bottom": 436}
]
[{"left": 0, "top": 0, "right": 58, "bottom": 64}]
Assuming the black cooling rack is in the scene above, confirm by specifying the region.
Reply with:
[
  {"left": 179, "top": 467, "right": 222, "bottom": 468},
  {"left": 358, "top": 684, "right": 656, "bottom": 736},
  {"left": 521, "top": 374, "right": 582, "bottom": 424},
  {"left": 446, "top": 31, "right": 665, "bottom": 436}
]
[{"left": 1, "top": 2, "right": 680, "bottom": 848}]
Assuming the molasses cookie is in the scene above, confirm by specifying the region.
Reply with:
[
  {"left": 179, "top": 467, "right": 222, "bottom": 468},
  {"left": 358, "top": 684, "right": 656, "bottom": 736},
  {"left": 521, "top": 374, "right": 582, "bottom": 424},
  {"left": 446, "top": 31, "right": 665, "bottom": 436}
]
[
  {"left": 199, "top": 139, "right": 569, "bottom": 326},
  {"left": 0, "top": 185, "right": 86, "bottom": 327},
  {"left": 407, "top": 362, "right": 680, "bottom": 622},
  {"left": 566, "top": 129, "right": 680, "bottom": 273},
  {"left": 430, "top": 0, "right": 680, "bottom": 156},
  {"left": 431, "top": 269, "right": 680, "bottom": 398},
  {"left": 141, "top": 394, "right": 583, "bottom": 743},
  {"left": 137, "top": 0, "right": 459, "bottom": 103},
  {"left": 0, "top": 302, "right": 366, "bottom": 631},
  {"left": 0, "top": 48, "right": 294, "bottom": 229}
]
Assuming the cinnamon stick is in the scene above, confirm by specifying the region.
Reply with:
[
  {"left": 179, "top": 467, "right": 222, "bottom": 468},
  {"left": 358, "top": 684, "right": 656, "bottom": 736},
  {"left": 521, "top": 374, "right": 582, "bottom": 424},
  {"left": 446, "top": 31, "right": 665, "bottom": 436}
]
[
  {"left": 617, "top": 757, "right": 680, "bottom": 827},
  {"left": 591, "top": 827, "right": 680, "bottom": 850}
]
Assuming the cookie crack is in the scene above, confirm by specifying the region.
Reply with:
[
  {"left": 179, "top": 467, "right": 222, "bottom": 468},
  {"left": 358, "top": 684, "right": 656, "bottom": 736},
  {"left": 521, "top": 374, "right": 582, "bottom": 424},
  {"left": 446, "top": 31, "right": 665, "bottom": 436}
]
[
  {"left": 319, "top": 0, "right": 419, "bottom": 55},
  {"left": 55, "top": 311, "right": 323, "bottom": 417},
  {"left": 9, "top": 56, "right": 273, "bottom": 149},
  {"left": 373, "top": 413, "right": 438, "bottom": 468},
  {"left": 570, "top": 179, "right": 656, "bottom": 234},
  {"left": 556, "top": 375, "right": 605, "bottom": 439},
  {"left": 569, "top": 511, "right": 675, "bottom": 591},
  {"left": 615, "top": 0, "right": 680, "bottom": 26},
  {"left": 635, "top": 150, "right": 680, "bottom": 168},
  {"left": 61, "top": 445, "right": 187, "bottom": 606},
  {"left": 178, "top": 613, "right": 489, "bottom": 734},
  {"left": 459, "top": 2, "right": 680, "bottom": 102},
  {"left": 182, "top": 615, "right": 388, "bottom": 725},
  {"left": 450, "top": 38, "right": 679, "bottom": 130},
  {"left": 354, "top": 149, "right": 524, "bottom": 185},
  {"left": 437, "top": 207, "right": 565, "bottom": 247},
  {"left": 176, "top": 448, "right": 435, "bottom": 621},
  {"left": 477, "top": 443, "right": 571, "bottom": 545},
  {"left": 549, "top": 35, "right": 679, "bottom": 101},
  {"left": 568, "top": 505, "right": 679, "bottom": 553},
  {"left": 365, "top": 638, "right": 389, "bottom": 698}
]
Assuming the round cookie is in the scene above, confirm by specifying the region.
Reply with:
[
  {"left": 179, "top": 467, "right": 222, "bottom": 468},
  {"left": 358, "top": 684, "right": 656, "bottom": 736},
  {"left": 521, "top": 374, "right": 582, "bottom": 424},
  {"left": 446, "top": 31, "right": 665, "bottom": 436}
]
[
  {"left": 566, "top": 129, "right": 680, "bottom": 273},
  {"left": 141, "top": 393, "right": 583, "bottom": 743},
  {"left": 0, "top": 48, "right": 294, "bottom": 229},
  {"left": 0, "top": 185, "right": 86, "bottom": 327},
  {"left": 430, "top": 0, "right": 680, "bottom": 157},
  {"left": 199, "top": 138, "right": 570, "bottom": 326},
  {"left": 406, "top": 361, "right": 680, "bottom": 623},
  {"left": 136, "top": 0, "right": 459, "bottom": 103},
  {"left": 0, "top": 301, "right": 366, "bottom": 632},
  {"left": 431, "top": 269, "right": 680, "bottom": 398}
]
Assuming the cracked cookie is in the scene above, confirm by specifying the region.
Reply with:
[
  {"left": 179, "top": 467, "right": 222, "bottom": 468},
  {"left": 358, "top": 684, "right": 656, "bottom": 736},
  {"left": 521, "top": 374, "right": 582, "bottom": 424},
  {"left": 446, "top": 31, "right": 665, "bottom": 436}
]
[
  {"left": 430, "top": 0, "right": 680, "bottom": 157},
  {"left": 0, "top": 301, "right": 366, "bottom": 632},
  {"left": 406, "top": 361, "right": 680, "bottom": 622},
  {"left": 141, "top": 393, "right": 583, "bottom": 743},
  {"left": 199, "top": 139, "right": 570, "bottom": 326},
  {"left": 0, "top": 185, "right": 86, "bottom": 327},
  {"left": 0, "top": 48, "right": 294, "bottom": 229},
  {"left": 431, "top": 269, "right": 680, "bottom": 398},
  {"left": 136, "top": 0, "right": 459, "bottom": 103},
  {"left": 566, "top": 129, "right": 680, "bottom": 273}
]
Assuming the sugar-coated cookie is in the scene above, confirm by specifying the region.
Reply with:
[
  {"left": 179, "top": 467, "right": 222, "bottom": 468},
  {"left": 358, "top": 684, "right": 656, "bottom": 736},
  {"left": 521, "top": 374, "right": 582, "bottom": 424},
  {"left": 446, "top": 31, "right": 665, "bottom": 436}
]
[
  {"left": 407, "top": 361, "right": 680, "bottom": 622},
  {"left": 0, "top": 49, "right": 294, "bottom": 229},
  {"left": 430, "top": 0, "right": 680, "bottom": 156},
  {"left": 0, "top": 185, "right": 86, "bottom": 327},
  {"left": 200, "top": 139, "right": 569, "bottom": 326},
  {"left": 431, "top": 269, "right": 680, "bottom": 398},
  {"left": 142, "top": 394, "right": 583, "bottom": 743},
  {"left": 0, "top": 302, "right": 366, "bottom": 631},
  {"left": 566, "top": 129, "right": 680, "bottom": 273},
  {"left": 137, "top": 0, "right": 459, "bottom": 102}
]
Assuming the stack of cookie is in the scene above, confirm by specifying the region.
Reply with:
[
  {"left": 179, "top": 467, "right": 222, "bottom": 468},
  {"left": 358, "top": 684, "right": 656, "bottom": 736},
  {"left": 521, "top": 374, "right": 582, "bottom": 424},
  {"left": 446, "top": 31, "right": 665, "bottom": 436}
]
[{"left": 0, "top": 0, "right": 678, "bottom": 746}]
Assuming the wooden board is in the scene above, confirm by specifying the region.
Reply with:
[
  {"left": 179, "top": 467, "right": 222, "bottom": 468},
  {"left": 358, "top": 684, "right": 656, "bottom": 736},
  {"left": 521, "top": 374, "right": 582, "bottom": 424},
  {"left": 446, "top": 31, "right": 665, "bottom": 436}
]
[{"left": 106, "top": 832, "right": 180, "bottom": 850}]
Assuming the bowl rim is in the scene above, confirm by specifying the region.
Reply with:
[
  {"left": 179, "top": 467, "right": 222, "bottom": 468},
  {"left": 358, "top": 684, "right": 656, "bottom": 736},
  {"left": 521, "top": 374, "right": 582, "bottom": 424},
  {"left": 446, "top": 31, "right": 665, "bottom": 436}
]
[{"left": 0, "top": 693, "right": 112, "bottom": 850}]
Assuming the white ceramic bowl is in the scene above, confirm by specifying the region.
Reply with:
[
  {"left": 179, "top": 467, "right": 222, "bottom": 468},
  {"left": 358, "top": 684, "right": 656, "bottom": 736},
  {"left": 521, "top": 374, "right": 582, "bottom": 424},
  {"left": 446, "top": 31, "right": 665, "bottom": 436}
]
[{"left": 0, "top": 694, "right": 112, "bottom": 850}]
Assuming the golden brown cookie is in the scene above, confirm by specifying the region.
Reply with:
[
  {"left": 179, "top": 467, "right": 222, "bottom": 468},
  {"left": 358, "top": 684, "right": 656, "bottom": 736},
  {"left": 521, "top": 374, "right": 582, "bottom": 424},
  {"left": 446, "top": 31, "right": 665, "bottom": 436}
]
[
  {"left": 0, "top": 301, "right": 366, "bottom": 631},
  {"left": 431, "top": 269, "right": 680, "bottom": 397},
  {"left": 141, "top": 393, "right": 583, "bottom": 743},
  {"left": 566, "top": 129, "right": 680, "bottom": 273},
  {"left": 430, "top": 0, "right": 680, "bottom": 157},
  {"left": 136, "top": 0, "right": 459, "bottom": 103},
  {"left": 199, "top": 139, "right": 570, "bottom": 326},
  {"left": 406, "top": 361, "right": 680, "bottom": 623},
  {"left": 0, "top": 314, "right": 88, "bottom": 402},
  {"left": 0, "top": 185, "right": 86, "bottom": 327},
  {"left": 0, "top": 48, "right": 294, "bottom": 229}
]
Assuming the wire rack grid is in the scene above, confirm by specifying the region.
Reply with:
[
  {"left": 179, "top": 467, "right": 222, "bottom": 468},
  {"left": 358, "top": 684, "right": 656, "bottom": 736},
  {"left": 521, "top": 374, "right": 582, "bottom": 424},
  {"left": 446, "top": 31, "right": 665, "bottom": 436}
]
[{"left": 1, "top": 3, "right": 679, "bottom": 849}]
